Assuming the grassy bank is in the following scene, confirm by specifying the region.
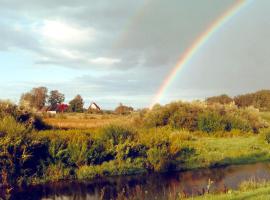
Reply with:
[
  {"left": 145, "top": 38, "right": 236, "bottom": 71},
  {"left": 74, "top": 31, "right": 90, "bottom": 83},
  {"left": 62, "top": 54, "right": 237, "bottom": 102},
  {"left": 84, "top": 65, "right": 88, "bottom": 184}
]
[
  {"left": 182, "top": 135, "right": 270, "bottom": 169},
  {"left": 185, "top": 180, "right": 270, "bottom": 200},
  {"left": 1, "top": 101, "right": 270, "bottom": 188}
]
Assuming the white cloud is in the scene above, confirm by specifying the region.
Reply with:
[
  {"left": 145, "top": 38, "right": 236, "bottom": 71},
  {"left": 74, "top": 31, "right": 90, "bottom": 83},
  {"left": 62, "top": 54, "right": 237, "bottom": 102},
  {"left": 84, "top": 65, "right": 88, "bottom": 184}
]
[
  {"left": 90, "top": 57, "right": 121, "bottom": 65},
  {"left": 39, "top": 20, "right": 96, "bottom": 45}
]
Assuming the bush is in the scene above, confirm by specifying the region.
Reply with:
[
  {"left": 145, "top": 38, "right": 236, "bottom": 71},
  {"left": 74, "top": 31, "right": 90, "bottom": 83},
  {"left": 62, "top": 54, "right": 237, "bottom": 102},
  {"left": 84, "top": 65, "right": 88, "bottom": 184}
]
[
  {"left": 0, "top": 100, "right": 49, "bottom": 130},
  {"left": 0, "top": 117, "right": 49, "bottom": 186},
  {"left": 44, "top": 164, "right": 73, "bottom": 182},
  {"left": 141, "top": 101, "right": 266, "bottom": 133},
  {"left": 99, "top": 125, "right": 135, "bottom": 145},
  {"left": 198, "top": 112, "right": 224, "bottom": 133},
  {"left": 264, "top": 129, "right": 270, "bottom": 144},
  {"left": 147, "top": 145, "right": 170, "bottom": 172}
]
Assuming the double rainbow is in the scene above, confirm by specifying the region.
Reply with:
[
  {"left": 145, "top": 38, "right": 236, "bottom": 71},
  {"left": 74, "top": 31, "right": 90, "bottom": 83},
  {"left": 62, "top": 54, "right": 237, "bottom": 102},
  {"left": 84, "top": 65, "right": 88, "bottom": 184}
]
[{"left": 150, "top": 0, "right": 250, "bottom": 108}]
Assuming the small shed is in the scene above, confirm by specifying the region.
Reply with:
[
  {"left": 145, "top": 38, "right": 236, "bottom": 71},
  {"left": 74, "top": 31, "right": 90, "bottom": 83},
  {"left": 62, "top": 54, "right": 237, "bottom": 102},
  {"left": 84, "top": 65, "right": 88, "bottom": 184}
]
[{"left": 89, "top": 102, "right": 101, "bottom": 111}]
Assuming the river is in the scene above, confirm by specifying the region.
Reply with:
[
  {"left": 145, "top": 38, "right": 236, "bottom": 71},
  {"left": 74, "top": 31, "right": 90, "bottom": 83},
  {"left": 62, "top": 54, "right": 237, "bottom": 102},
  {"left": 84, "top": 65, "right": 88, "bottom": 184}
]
[{"left": 6, "top": 162, "right": 270, "bottom": 200}]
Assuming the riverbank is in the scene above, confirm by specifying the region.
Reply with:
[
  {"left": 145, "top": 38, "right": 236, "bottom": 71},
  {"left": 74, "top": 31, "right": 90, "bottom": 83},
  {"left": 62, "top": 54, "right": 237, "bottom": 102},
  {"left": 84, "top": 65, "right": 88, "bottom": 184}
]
[
  {"left": 186, "top": 180, "right": 270, "bottom": 200},
  {"left": 1, "top": 115, "right": 270, "bottom": 187},
  {"left": 1, "top": 101, "right": 270, "bottom": 191},
  {"left": 5, "top": 163, "right": 270, "bottom": 200}
]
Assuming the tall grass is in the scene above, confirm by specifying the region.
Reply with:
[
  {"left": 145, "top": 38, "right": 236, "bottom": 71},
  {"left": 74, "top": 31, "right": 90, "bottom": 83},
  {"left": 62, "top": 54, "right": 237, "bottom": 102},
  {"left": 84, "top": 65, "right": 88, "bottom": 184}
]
[{"left": 1, "top": 101, "right": 270, "bottom": 189}]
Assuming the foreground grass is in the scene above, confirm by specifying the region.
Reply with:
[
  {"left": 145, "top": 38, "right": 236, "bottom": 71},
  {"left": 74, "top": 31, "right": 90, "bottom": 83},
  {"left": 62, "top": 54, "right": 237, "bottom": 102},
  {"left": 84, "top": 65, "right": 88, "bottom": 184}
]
[
  {"left": 186, "top": 181, "right": 270, "bottom": 200},
  {"left": 182, "top": 134, "right": 270, "bottom": 170},
  {"left": 186, "top": 187, "right": 270, "bottom": 200},
  {"left": 38, "top": 131, "right": 270, "bottom": 182}
]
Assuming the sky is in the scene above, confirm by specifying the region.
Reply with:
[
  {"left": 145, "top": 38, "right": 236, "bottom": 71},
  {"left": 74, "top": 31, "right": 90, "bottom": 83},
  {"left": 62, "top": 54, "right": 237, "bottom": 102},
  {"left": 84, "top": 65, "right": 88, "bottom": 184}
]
[{"left": 0, "top": 0, "right": 270, "bottom": 109}]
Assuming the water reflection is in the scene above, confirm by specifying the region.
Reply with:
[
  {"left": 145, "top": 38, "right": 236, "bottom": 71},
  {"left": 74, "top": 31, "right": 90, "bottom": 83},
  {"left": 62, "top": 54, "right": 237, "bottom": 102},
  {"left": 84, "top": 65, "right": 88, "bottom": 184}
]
[{"left": 6, "top": 162, "right": 270, "bottom": 200}]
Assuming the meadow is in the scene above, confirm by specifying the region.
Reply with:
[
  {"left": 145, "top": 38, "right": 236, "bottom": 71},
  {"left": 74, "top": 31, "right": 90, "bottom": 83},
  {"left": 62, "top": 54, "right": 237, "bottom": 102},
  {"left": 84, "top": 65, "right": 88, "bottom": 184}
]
[
  {"left": 43, "top": 113, "right": 130, "bottom": 129},
  {"left": 1, "top": 100, "right": 270, "bottom": 199}
]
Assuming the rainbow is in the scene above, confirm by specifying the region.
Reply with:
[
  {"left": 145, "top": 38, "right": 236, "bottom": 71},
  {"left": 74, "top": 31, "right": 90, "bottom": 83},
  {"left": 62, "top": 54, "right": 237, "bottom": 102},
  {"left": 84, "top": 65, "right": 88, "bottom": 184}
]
[{"left": 150, "top": 0, "right": 250, "bottom": 108}]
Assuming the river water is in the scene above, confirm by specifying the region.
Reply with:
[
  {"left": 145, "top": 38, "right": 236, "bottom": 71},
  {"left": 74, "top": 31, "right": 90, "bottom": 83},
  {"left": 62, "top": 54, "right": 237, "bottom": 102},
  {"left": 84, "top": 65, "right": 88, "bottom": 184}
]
[{"left": 6, "top": 162, "right": 270, "bottom": 200}]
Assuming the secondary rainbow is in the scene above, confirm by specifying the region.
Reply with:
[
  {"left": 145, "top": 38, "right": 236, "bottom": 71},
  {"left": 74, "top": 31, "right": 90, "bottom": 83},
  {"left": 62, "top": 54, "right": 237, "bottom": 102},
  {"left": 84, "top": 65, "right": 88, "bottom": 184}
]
[{"left": 150, "top": 0, "right": 250, "bottom": 108}]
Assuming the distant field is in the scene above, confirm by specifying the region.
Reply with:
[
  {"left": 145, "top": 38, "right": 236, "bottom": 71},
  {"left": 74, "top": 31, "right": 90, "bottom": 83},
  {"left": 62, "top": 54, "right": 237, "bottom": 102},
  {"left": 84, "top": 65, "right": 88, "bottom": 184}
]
[
  {"left": 43, "top": 113, "right": 131, "bottom": 129},
  {"left": 260, "top": 112, "right": 270, "bottom": 123}
]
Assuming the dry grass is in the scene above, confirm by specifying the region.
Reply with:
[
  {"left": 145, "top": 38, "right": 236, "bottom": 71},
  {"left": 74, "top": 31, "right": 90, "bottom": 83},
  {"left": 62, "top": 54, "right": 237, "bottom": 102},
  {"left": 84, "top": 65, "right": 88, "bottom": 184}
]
[{"left": 43, "top": 113, "right": 131, "bottom": 129}]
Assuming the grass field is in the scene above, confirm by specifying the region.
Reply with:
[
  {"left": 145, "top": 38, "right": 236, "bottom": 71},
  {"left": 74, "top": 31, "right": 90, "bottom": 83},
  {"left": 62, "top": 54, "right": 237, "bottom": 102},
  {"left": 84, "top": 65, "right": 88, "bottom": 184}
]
[
  {"left": 43, "top": 113, "right": 131, "bottom": 129},
  {"left": 260, "top": 112, "right": 270, "bottom": 123},
  {"left": 182, "top": 134, "right": 270, "bottom": 169}
]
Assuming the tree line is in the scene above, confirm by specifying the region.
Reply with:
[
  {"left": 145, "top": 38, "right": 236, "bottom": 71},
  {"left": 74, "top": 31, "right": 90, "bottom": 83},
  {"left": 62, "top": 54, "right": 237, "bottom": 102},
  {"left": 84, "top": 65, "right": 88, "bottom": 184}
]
[
  {"left": 20, "top": 87, "right": 84, "bottom": 112},
  {"left": 206, "top": 90, "right": 270, "bottom": 111},
  {"left": 19, "top": 86, "right": 134, "bottom": 114}
]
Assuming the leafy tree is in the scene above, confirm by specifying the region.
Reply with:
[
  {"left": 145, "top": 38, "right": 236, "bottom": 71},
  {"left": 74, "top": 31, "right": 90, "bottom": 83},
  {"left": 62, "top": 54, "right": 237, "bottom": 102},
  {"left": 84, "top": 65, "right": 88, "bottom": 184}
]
[
  {"left": 115, "top": 103, "right": 134, "bottom": 115},
  {"left": 206, "top": 94, "right": 233, "bottom": 105},
  {"left": 253, "top": 90, "right": 270, "bottom": 111},
  {"left": 234, "top": 93, "right": 254, "bottom": 108},
  {"left": 20, "top": 87, "right": 48, "bottom": 110},
  {"left": 234, "top": 90, "right": 270, "bottom": 111},
  {"left": 48, "top": 90, "right": 65, "bottom": 110},
  {"left": 69, "top": 95, "right": 84, "bottom": 112}
]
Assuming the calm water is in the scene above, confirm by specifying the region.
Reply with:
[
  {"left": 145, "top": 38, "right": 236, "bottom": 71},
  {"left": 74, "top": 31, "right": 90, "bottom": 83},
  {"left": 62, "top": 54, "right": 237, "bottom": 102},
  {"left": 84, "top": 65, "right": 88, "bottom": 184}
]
[{"left": 6, "top": 162, "right": 270, "bottom": 200}]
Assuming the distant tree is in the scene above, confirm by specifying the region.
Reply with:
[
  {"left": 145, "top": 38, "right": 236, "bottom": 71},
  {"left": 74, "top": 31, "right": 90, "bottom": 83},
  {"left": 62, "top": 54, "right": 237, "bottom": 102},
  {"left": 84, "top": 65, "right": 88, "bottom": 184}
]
[
  {"left": 233, "top": 90, "right": 270, "bottom": 111},
  {"left": 20, "top": 93, "right": 34, "bottom": 109},
  {"left": 234, "top": 93, "right": 254, "bottom": 108},
  {"left": 115, "top": 103, "right": 134, "bottom": 115},
  {"left": 252, "top": 90, "right": 270, "bottom": 111},
  {"left": 48, "top": 90, "right": 65, "bottom": 111},
  {"left": 69, "top": 95, "right": 84, "bottom": 112},
  {"left": 19, "top": 86, "right": 48, "bottom": 110},
  {"left": 206, "top": 94, "right": 233, "bottom": 105}
]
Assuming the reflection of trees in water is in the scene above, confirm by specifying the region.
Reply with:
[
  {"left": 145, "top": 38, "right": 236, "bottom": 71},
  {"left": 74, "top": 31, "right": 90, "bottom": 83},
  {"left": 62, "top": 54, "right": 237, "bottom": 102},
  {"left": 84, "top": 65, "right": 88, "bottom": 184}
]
[{"left": 9, "top": 163, "right": 270, "bottom": 200}]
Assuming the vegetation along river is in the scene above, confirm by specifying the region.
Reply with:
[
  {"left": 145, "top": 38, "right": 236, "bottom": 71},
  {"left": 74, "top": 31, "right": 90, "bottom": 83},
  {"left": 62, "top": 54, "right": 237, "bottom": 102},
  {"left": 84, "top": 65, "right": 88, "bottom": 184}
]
[{"left": 6, "top": 162, "right": 270, "bottom": 200}]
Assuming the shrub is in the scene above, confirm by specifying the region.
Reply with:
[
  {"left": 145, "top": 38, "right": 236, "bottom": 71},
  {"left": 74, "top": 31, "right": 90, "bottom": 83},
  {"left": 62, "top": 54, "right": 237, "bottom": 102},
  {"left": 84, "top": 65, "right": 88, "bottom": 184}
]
[
  {"left": 0, "top": 100, "right": 49, "bottom": 130},
  {"left": 198, "top": 112, "right": 223, "bottom": 133},
  {"left": 44, "top": 164, "right": 73, "bottom": 182},
  {"left": 76, "top": 165, "right": 98, "bottom": 180},
  {"left": 114, "top": 103, "right": 134, "bottom": 115},
  {"left": 0, "top": 117, "right": 49, "bottom": 186},
  {"left": 87, "top": 139, "right": 115, "bottom": 165},
  {"left": 116, "top": 141, "right": 147, "bottom": 161},
  {"left": 142, "top": 101, "right": 266, "bottom": 133},
  {"left": 147, "top": 145, "right": 170, "bottom": 172},
  {"left": 264, "top": 129, "right": 270, "bottom": 144},
  {"left": 99, "top": 125, "right": 135, "bottom": 145}
]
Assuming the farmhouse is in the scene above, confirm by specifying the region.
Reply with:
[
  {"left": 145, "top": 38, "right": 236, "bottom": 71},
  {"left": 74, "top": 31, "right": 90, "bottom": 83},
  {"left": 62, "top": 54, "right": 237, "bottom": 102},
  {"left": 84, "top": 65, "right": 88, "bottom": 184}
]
[{"left": 88, "top": 102, "right": 101, "bottom": 111}]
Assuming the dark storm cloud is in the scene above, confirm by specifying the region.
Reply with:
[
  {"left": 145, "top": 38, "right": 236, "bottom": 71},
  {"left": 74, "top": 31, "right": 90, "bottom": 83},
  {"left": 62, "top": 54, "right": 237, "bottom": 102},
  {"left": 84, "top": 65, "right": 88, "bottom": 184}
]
[
  {"left": 0, "top": 0, "right": 236, "bottom": 71},
  {"left": 1, "top": 0, "right": 270, "bottom": 108}
]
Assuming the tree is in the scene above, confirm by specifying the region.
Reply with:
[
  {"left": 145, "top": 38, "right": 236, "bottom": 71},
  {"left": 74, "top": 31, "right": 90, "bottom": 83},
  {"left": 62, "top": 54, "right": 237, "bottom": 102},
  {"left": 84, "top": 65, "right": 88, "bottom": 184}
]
[
  {"left": 20, "top": 92, "right": 34, "bottom": 109},
  {"left": 115, "top": 103, "right": 134, "bottom": 115},
  {"left": 206, "top": 94, "right": 233, "bottom": 105},
  {"left": 69, "top": 95, "right": 84, "bottom": 112},
  {"left": 234, "top": 93, "right": 254, "bottom": 108},
  {"left": 48, "top": 90, "right": 65, "bottom": 110},
  {"left": 19, "top": 87, "right": 48, "bottom": 110},
  {"left": 234, "top": 90, "right": 270, "bottom": 111},
  {"left": 253, "top": 90, "right": 270, "bottom": 111}
]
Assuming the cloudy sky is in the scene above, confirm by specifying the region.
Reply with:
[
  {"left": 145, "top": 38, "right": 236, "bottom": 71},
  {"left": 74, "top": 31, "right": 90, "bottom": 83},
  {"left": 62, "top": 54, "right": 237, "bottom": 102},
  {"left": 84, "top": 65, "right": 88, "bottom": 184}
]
[{"left": 0, "top": 0, "right": 269, "bottom": 109}]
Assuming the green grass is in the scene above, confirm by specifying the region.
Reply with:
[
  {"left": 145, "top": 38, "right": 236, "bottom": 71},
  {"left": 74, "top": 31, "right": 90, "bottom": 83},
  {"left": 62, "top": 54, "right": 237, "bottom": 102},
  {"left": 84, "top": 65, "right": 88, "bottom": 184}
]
[
  {"left": 186, "top": 187, "right": 270, "bottom": 200},
  {"left": 183, "top": 135, "right": 270, "bottom": 170},
  {"left": 43, "top": 113, "right": 132, "bottom": 129},
  {"left": 260, "top": 112, "right": 270, "bottom": 124},
  {"left": 185, "top": 183, "right": 270, "bottom": 200}
]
